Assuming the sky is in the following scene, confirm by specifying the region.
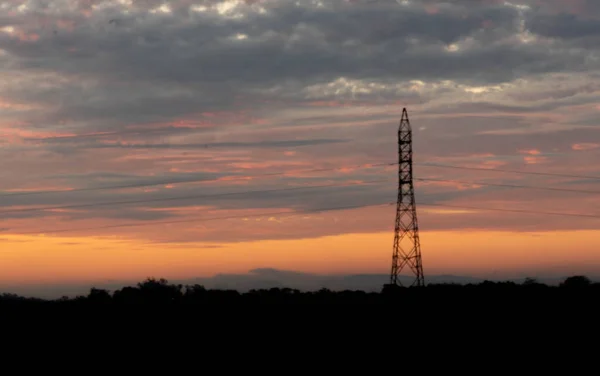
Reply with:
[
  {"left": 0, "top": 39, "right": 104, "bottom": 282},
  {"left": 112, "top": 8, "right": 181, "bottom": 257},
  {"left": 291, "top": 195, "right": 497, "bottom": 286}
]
[{"left": 2, "top": 0, "right": 600, "bottom": 297}]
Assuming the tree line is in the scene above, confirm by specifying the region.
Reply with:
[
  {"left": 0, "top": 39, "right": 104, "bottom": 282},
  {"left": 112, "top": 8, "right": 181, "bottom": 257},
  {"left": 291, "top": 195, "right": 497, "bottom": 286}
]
[{"left": 0, "top": 275, "right": 598, "bottom": 306}]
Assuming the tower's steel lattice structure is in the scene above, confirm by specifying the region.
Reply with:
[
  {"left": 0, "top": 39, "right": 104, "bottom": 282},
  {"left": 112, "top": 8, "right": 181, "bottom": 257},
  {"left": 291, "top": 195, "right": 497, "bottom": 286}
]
[{"left": 390, "top": 108, "right": 425, "bottom": 287}]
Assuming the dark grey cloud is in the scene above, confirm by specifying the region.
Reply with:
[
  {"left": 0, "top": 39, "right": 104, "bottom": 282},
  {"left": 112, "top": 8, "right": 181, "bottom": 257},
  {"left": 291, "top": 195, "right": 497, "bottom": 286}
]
[
  {"left": 527, "top": 13, "right": 600, "bottom": 40},
  {"left": 1, "top": 0, "right": 596, "bottom": 134}
]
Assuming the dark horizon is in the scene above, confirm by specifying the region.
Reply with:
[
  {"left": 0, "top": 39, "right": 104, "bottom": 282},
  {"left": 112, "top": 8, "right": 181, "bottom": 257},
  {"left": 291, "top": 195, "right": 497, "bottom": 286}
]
[
  {"left": 3, "top": 268, "right": 598, "bottom": 300},
  {"left": 2, "top": 275, "right": 598, "bottom": 306}
]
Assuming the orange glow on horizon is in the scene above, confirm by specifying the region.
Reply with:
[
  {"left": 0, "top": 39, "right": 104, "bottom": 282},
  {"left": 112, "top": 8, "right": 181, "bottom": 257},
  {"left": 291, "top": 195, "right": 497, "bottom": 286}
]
[{"left": 1, "top": 229, "right": 600, "bottom": 286}]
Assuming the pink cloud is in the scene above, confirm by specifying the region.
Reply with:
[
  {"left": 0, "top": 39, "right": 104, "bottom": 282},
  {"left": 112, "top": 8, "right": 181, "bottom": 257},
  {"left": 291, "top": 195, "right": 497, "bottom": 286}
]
[
  {"left": 572, "top": 143, "right": 600, "bottom": 151},
  {"left": 424, "top": 5, "right": 439, "bottom": 15},
  {"left": 519, "top": 149, "right": 542, "bottom": 156},
  {"left": 416, "top": 180, "right": 483, "bottom": 191},
  {"left": 479, "top": 160, "right": 508, "bottom": 168},
  {"left": 1, "top": 26, "right": 39, "bottom": 42},
  {"left": 56, "top": 19, "right": 76, "bottom": 32},
  {"left": 523, "top": 156, "right": 547, "bottom": 165}
]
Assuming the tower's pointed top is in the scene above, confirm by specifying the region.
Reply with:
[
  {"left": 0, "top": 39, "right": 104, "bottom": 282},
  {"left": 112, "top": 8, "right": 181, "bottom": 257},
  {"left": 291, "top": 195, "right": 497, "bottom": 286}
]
[{"left": 401, "top": 107, "right": 409, "bottom": 121}]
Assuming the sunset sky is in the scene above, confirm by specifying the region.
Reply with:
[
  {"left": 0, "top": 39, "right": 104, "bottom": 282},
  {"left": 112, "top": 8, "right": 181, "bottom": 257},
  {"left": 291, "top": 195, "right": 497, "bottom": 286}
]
[{"left": 2, "top": 0, "right": 600, "bottom": 297}]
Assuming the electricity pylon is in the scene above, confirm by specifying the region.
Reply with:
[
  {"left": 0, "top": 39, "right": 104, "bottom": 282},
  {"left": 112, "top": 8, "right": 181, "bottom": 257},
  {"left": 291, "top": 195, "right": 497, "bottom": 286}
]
[{"left": 390, "top": 108, "right": 425, "bottom": 287}]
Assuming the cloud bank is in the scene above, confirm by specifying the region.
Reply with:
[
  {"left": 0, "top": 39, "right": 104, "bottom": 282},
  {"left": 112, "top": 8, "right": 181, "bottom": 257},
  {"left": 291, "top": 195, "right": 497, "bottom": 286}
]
[{"left": 1, "top": 0, "right": 600, "bottom": 244}]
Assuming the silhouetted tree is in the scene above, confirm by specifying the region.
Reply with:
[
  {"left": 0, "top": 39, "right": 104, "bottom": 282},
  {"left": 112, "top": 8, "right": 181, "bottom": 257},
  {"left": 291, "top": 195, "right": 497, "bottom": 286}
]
[
  {"left": 381, "top": 283, "right": 405, "bottom": 295},
  {"left": 560, "top": 275, "right": 591, "bottom": 289},
  {"left": 113, "top": 286, "right": 143, "bottom": 304},
  {"left": 523, "top": 277, "right": 540, "bottom": 286},
  {"left": 137, "top": 278, "right": 183, "bottom": 304},
  {"left": 183, "top": 284, "right": 207, "bottom": 303},
  {"left": 1, "top": 274, "right": 599, "bottom": 307},
  {"left": 88, "top": 288, "right": 112, "bottom": 304}
]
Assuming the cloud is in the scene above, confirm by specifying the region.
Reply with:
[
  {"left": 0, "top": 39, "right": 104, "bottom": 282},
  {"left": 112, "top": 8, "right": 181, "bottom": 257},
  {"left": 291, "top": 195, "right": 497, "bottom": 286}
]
[
  {"left": 40, "top": 138, "right": 349, "bottom": 150},
  {"left": 2, "top": 0, "right": 600, "bottom": 244},
  {"left": 572, "top": 143, "right": 600, "bottom": 151}
]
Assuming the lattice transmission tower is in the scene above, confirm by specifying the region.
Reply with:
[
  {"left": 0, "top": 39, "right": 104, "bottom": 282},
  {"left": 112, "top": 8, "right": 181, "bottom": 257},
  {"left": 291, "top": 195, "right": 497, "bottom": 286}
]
[{"left": 390, "top": 108, "right": 425, "bottom": 287}]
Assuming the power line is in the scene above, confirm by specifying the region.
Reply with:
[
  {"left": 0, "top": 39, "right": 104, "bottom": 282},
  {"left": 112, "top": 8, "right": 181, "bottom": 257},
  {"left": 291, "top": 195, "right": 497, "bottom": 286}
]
[
  {"left": 419, "top": 202, "right": 600, "bottom": 219},
  {"left": 8, "top": 202, "right": 396, "bottom": 236},
  {"left": 4, "top": 160, "right": 600, "bottom": 199},
  {"left": 6, "top": 200, "right": 600, "bottom": 237},
  {"left": 0, "top": 178, "right": 394, "bottom": 215},
  {"left": 0, "top": 161, "right": 397, "bottom": 198},
  {"left": 0, "top": 162, "right": 600, "bottom": 201},
  {"left": 415, "top": 162, "right": 600, "bottom": 181},
  {"left": 414, "top": 177, "right": 600, "bottom": 195},
  {"left": 4, "top": 175, "right": 600, "bottom": 216}
]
